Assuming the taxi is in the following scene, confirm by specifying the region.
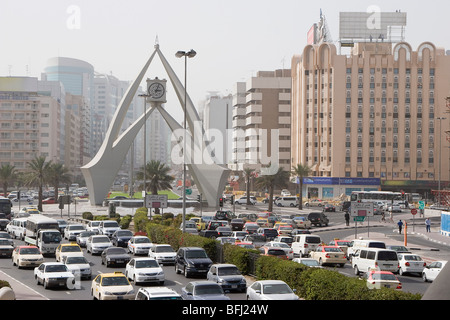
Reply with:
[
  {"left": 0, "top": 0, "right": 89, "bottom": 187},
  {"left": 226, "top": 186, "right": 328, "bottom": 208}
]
[
  {"left": 190, "top": 217, "right": 206, "bottom": 231},
  {"left": 55, "top": 243, "right": 84, "bottom": 262},
  {"left": 309, "top": 245, "right": 347, "bottom": 267},
  {"left": 91, "top": 272, "right": 135, "bottom": 300},
  {"left": 364, "top": 270, "right": 402, "bottom": 290},
  {"left": 12, "top": 245, "right": 44, "bottom": 268},
  {"left": 328, "top": 239, "right": 352, "bottom": 255},
  {"left": 256, "top": 218, "right": 270, "bottom": 228}
]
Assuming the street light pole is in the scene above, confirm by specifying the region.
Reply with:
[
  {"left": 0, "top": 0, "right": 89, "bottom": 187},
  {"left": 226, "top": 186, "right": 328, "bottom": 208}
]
[
  {"left": 176, "top": 49, "right": 196, "bottom": 233},
  {"left": 437, "top": 117, "right": 447, "bottom": 206},
  {"left": 139, "top": 94, "right": 150, "bottom": 216}
]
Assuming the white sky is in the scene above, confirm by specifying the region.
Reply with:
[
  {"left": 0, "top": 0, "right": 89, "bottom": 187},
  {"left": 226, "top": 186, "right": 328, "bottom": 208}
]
[{"left": 1, "top": 0, "right": 449, "bottom": 122}]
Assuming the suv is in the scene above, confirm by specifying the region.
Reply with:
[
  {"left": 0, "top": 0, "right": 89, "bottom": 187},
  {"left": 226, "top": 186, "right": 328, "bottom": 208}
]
[
  {"left": 235, "top": 196, "right": 257, "bottom": 205},
  {"left": 307, "top": 212, "right": 329, "bottom": 227},
  {"left": 175, "top": 247, "right": 213, "bottom": 278}
]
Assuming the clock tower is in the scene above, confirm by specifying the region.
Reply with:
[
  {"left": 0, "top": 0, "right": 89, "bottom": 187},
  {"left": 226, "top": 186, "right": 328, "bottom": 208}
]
[{"left": 146, "top": 77, "right": 167, "bottom": 103}]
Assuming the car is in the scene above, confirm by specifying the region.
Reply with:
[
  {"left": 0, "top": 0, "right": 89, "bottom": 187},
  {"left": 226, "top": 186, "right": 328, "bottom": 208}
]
[
  {"left": 217, "top": 237, "right": 236, "bottom": 244},
  {"left": 98, "top": 220, "right": 121, "bottom": 238},
  {"left": 91, "top": 272, "right": 135, "bottom": 300},
  {"left": 148, "top": 244, "right": 176, "bottom": 265},
  {"left": 242, "top": 234, "right": 267, "bottom": 248},
  {"left": 12, "top": 246, "right": 44, "bottom": 268},
  {"left": 307, "top": 211, "right": 329, "bottom": 227},
  {"left": 274, "top": 196, "right": 298, "bottom": 207},
  {"left": 0, "top": 231, "right": 14, "bottom": 246},
  {"left": 0, "top": 238, "right": 14, "bottom": 258},
  {"left": 190, "top": 217, "right": 206, "bottom": 231},
  {"left": 242, "top": 222, "right": 259, "bottom": 234},
  {"left": 258, "top": 246, "right": 288, "bottom": 260},
  {"left": 55, "top": 243, "right": 84, "bottom": 262},
  {"left": 398, "top": 253, "right": 426, "bottom": 276},
  {"left": 216, "top": 226, "right": 232, "bottom": 237},
  {"left": 273, "top": 235, "right": 293, "bottom": 246},
  {"left": 276, "top": 225, "right": 293, "bottom": 236},
  {"left": 292, "top": 216, "right": 311, "bottom": 229},
  {"left": 281, "top": 189, "right": 291, "bottom": 196},
  {"left": 323, "top": 204, "right": 336, "bottom": 212},
  {"left": 199, "top": 229, "right": 219, "bottom": 239},
  {"left": 234, "top": 242, "right": 256, "bottom": 250},
  {"left": 111, "top": 229, "right": 134, "bottom": 247},
  {"left": 364, "top": 270, "right": 402, "bottom": 290},
  {"left": 256, "top": 218, "right": 270, "bottom": 228},
  {"left": 309, "top": 245, "right": 347, "bottom": 267},
  {"left": 230, "top": 218, "right": 245, "bottom": 231},
  {"left": 422, "top": 261, "right": 448, "bottom": 282},
  {"left": 76, "top": 231, "right": 97, "bottom": 247},
  {"left": 86, "top": 235, "right": 113, "bottom": 255},
  {"left": 341, "top": 201, "right": 351, "bottom": 212},
  {"left": 127, "top": 236, "right": 153, "bottom": 255},
  {"left": 256, "top": 227, "right": 278, "bottom": 240},
  {"left": 63, "top": 255, "right": 92, "bottom": 280},
  {"left": 291, "top": 229, "right": 311, "bottom": 235},
  {"left": 42, "top": 197, "right": 56, "bottom": 204},
  {"left": 125, "top": 257, "right": 164, "bottom": 285},
  {"left": 328, "top": 239, "right": 352, "bottom": 255},
  {"left": 0, "top": 217, "right": 10, "bottom": 231},
  {"left": 246, "top": 280, "right": 299, "bottom": 300},
  {"left": 262, "top": 241, "right": 294, "bottom": 259},
  {"left": 206, "top": 220, "right": 228, "bottom": 230},
  {"left": 235, "top": 196, "right": 257, "bottom": 205},
  {"left": 214, "top": 210, "right": 235, "bottom": 221},
  {"left": 292, "top": 257, "right": 322, "bottom": 268},
  {"left": 175, "top": 247, "right": 213, "bottom": 278},
  {"left": 64, "top": 224, "right": 85, "bottom": 241},
  {"left": 206, "top": 263, "right": 247, "bottom": 292},
  {"left": 6, "top": 218, "right": 27, "bottom": 240},
  {"left": 231, "top": 231, "right": 248, "bottom": 241},
  {"left": 56, "top": 219, "right": 68, "bottom": 233},
  {"left": 181, "top": 281, "right": 231, "bottom": 300},
  {"left": 303, "top": 199, "right": 324, "bottom": 207},
  {"left": 34, "top": 262, "right": 76, "bottom": 289},
  {"left": 135, "top": 287, "right": 182, "bottom": 300},
  {"left": 180, "top": 221, "right": 198, "bottom": 234},
  {"left": 101, "top": 247, "right": 131, "bottom": 267},
  {"left": 86, "top": 220, "right": 101, "bottom": 233},
  {"left": 387, "top": 245, "right": 411, "bottom": 253}
]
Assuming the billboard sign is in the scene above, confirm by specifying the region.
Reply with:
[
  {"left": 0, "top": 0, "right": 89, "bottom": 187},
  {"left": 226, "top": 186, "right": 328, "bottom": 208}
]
[
  {"left": 350, "top": 202, "right": 374, "bottom": 217},
  {"left": 145, "top": 194, "right": 168, "bottom": 209}
]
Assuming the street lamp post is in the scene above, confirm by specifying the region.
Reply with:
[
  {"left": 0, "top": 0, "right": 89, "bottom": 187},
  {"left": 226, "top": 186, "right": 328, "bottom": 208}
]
[
  {"left": 138, "top": 94, "right": 150, "bottom": 216},
  {"left": 437, "top": 117, "right": 447, "bottom": 206},
  {"left": 176, "top": 49, "right": 196, "bottom": 233}
]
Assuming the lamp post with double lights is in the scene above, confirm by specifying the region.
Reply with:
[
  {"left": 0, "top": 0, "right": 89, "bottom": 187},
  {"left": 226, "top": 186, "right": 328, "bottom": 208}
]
[
  {"left": 175, "top": 49, "right": 196, "bottom": 233},
  {"left": 138, "top": 93, "right": 150, "bottom": 214}
]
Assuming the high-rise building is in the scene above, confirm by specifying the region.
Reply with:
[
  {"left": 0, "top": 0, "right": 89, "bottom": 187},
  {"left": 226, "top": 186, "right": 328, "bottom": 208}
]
[
  {"left": 230, "top": 69, "right": 291, "bottom": 173},
  {"left": 291, "top": 41, "right": 450, "bottom": 198}
]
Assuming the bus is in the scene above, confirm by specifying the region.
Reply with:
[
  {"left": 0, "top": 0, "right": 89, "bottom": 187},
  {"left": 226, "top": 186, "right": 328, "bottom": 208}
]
[
  {"left": 0, "top": 197, "right": 13, "bottom": 219},
  {"left": 25, "top": 215, "right": 61, "bottom": 254},
  {"left": 350, "top": 191, "right": 407, "bottom": 208}
]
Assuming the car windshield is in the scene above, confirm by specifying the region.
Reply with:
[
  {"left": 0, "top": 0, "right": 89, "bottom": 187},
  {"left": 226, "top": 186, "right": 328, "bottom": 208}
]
[
  {"left": 107, "top": 248, "right": 127, "bottom": 255},
  {"left": 194, "top": 284, "right": 224, "bottom": 296},
  {"left": 0, "top": 239, "right": 11, "bottom": 245},
  {"left": 135, "top": 237, "right": 151, "bottom": 243},
  {"left": 155, "top": 246, "right": 174, "bottom": 253},
  {"left": 377, "top": 251, "right": 398, "bottom": 261},
  {"left": 80, "top": 232, "right": 95, "bottom": 237},
  {"left": 90, "top": 222, "right": 101, "bottom": 226},
  {"left": 403, "top": 255, "right": 423, "bottom": 261},
  {"left": 371, "top": 273, "right": 397, "bottom": 281},
  {"left": 101, "top": 276, "right": 129, "bottom": 286},
  {"left": 61, "top": 246, "right": 81, "bottom": 252},
  {"left": 20, "top": 247, "right": 40, "bottom": 255},
  {"left": 186, "top": 250, "right": 208, "bottom": 259},
  {"left": 300, "top": 260, "right": 319, "bottom": 267},
  {"left": 103, "top": 222, "right": 119, "bottom": 228},
  {"left": 218, "top": 267, "right": 240, "bottom": 276},
  {"left": 41, "top": 233, "right": 62, "bottom": 243},
  {"left": 45, "top": 264, "right": 68, "bottom": 273},
  {"left": 336, "top": 241, "right": 350, "bottom": 246},
  {"left": 306, "top": 236, "right": 321, "bottom": 244},
  {"left": 324, "top": 247, "right": 342, "bottom": 252},
  {"left": 262, "top": 283, "right": 293, "bottom": 294},
  {"left": 66, "top": 256, "right": 88, "bottom": 264},
  {"left": 116, "top": 231, "right": 133, "bottom": 237},
  {"left": 136, "top": 260, "right": 159, "bottom": 268},
  {"left": 92, "top": 236, "right": 110, "bottom": 243},
  {"left": 273, "top": 243, "right": 289, "bottom": 248},
  {"left": 69, "top": 225, "right": 84, "bottom": 230}
]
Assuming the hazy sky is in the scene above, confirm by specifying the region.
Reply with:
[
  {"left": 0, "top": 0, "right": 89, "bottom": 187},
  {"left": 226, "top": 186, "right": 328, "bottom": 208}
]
[{"left": 1, "top": 0, "right": 449, "bottom": 121}]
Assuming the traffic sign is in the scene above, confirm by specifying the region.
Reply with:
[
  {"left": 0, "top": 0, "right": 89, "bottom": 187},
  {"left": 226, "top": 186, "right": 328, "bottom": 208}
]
[
  {"left": 411, "top": 208, "right": 418, "bottom": 215},
  {"left": 145, "top": 194, "right": 168, "bottom": 209},
  {"left": 418, "top": 201, "right": 425, "bottom": 210},
  {"left": 350, "top": 202, "right": 374, "bottom": 217},
  {"left": 353, "top": 216, "right": 365, "bottom": 222}
]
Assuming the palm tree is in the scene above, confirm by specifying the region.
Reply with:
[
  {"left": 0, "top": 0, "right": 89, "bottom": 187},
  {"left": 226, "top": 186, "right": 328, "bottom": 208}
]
[
  {"left": 243, "top": 167, "right": 255, "bottom": 205},
  {"left": 25, "top": 156, "right": 52, "bottom": 212},
  {"left": 0, "top": 164, "right": 17, "bottom": 198},
  {"left": 291, "top": 163, "right": 311, "bottom": 210},
  {"left": 137, "top": 160, "right": 174, "bottom": 215},
  {"left": 255, "top": 167, "right": 289, "bottom": 212},
  {"left": 47, "top": 163, "right": 72, "bottom": 202}
]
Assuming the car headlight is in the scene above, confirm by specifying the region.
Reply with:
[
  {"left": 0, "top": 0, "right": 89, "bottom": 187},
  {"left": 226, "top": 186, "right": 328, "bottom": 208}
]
[
  {"left": 157, "top": 271, "right": 164, "bottom": 276},
  {"left": 126, "top": 289, "right": 135, "bottom": 295}
]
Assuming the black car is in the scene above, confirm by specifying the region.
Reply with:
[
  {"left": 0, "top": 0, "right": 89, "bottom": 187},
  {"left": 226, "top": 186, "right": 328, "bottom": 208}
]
[
  {"left": 199, "top": 229, "right": 219, "bottom": 239},
  {"left": 214, "top": 210, "right": 235, "bottom": 221},
  {"left": 216, "top": 226, "right": 232, "bottom": 237},
  {"left": 0, "top": 213, "right": 9, "bottom": 231},
  {"left": 175, "top": 247, "right": 212, "bottom": 278},
  {"left": 230, "top": 218, "right": 245, "bottom": 231},
  {"left": 307, "top": 212, "right": 329, "bottom": 227},
  {"left": 101, "top": 247, "right": 131, "bottom": 267},
  {"left": 323, "top": 204, "right": 336, "bottom": 212},
  {"left": 111, "top": 229, "right": 134, "bottom": 247}
]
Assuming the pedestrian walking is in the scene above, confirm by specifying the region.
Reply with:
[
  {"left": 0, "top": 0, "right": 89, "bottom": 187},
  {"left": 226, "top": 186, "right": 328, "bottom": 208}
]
[
  {"left": 389, "top": 209, "right": 393, "bottom": 222},
  {"left": 425, "top": 218, "right": 431, "bottom": 233},
  {"left": 381, "top": 211, "right": 385, "bottom": 222},
  {"left": 397, "top": 219, "right": 403, "bottom": 234},
  {"left": 344, "top": 212, "right": 350, "bottom": 226}
]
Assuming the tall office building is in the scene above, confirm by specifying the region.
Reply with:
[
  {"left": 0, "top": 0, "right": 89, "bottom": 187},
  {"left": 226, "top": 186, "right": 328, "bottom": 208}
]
[
  {"left": 230, "top": 70, "right": 291, "bottom": 172},
  {"left": 291, "top": 41, "right": 450, "bottom": 198}
]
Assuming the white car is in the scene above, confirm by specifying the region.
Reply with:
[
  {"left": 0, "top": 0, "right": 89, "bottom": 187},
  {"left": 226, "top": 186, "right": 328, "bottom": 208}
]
[
  {"left": 64, "top": 224, "right": 86, "bottom": 241},
  {"left": 125, "top": 257, "right": 165, "bottom": 285},
  {"left": 86, "top": 235, "right": 113, "bottom": 255},
  {"left": 63, "top": 255, "right": 92, "bottom": 280},
  {"left": 422, "top": 261, "right": 447, "bottom": 282},
  {"left": 398, "top": 253, "right": 426, "bottom": 276},
  {"left": 12, "top": 246, "right": 44, "bottom": 269},
  {"left": 127, "top": 236, "right": 153, "bottom": 255},
  {"left": 98, "top": 220, "right": 121, "bottom": 238},
  {"left": 148, "top": 244, "right": 176, "bottom": 265},
  {"left": 292, "top": 257, "right": 323, "bottom": 268},
  {"left": 246, "top": 280, "right": 299, "bottom": 300},
  {"left": 263, "top": 241, "right": 294, "bottom": 259},
  {"left": 55, "top": 243, "right": 84, "bottom": 262},
  {"left": 135, "top": 287, "right": 182, "bottom": 300},
  {"left": 34, "top": 262, "right": 76, "bottom": 289},
  {"left": 76, "top": 231, "right": 97, "bottom": 247},
  {"left": 86, "top": 221, "right": 101, "bottom": 233},
  {"left": 91, "top": 272, "right": 135, "bottom": 300},
  {"left": 235, "top": 196, "right": 257, "bottom": 205}
]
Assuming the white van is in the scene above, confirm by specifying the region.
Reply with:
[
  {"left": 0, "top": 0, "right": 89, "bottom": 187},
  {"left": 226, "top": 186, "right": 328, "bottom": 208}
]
[
  {"left": 291, "top": 234, "right": 321, "bottom": 257},
  {"left": 351, "top": 248, "right": 399, "bottom": 275},
  {"left": 347, "top": 239, "right": 386, "bottom": 259},
  {"left": 6, "top": 218, "right": 27, "bottom": 240},
  {"left": 274, "top": 196, "right": 298, "bottom": 207}
]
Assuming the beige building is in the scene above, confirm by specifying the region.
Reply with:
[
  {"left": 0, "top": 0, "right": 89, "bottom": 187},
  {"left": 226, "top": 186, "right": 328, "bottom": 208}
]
[
  {"left": 291, "top": 42, "right": 450, "bottom": 196},
  {"left": 230, "top": 70, "right": 291, "bottom": 173}
]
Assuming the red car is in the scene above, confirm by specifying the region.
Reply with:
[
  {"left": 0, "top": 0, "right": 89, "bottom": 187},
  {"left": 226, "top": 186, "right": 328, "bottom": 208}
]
[{"left": 42, "top": 197, "right": 56, "bottom": 204}]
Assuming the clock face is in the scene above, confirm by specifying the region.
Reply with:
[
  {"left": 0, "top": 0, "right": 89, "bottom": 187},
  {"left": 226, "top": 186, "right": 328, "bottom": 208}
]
[{"left": 148, "top": 82, "right": 165, "bottom": 99}]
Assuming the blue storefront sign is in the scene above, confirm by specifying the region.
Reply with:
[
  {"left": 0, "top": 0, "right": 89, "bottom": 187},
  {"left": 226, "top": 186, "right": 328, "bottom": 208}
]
[{"left": 302, "top": 177, "right": 380, "bottom": 186}]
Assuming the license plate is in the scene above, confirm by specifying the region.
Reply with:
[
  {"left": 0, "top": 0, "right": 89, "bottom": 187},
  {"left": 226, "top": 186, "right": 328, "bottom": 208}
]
[
  {"left": 232, "top": 285, "right": 237, "bottom": 289},
  {"left": 116, "top": 260, "right": 123, "bottom": 264}
]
